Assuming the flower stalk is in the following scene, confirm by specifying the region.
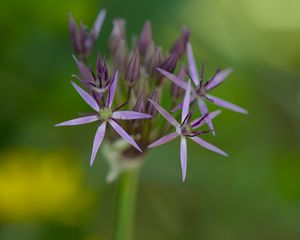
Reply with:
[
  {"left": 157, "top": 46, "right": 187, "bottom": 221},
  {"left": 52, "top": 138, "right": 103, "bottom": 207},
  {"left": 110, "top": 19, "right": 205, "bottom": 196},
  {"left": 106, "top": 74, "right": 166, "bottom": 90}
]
[{"left": 113, "top": 166, "right": 140, "bottom": 240}]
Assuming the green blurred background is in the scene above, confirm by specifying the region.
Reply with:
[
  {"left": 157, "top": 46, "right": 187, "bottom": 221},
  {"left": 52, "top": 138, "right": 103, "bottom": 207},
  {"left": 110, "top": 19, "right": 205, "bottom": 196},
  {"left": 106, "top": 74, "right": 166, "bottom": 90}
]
[{"left": 1, "top": 0, "right": 300, "bottom": 239}]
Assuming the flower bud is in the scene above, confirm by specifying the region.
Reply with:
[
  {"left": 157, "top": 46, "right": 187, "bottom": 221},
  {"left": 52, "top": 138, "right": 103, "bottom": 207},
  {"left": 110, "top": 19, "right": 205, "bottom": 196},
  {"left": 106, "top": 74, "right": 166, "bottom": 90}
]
[
  {"left": 138, "top": 21, "right": 153, "bottom": 56},
  {"left": 96, "top": 52, "right": 109, "bottom": 88},
  {"left": 109, "top": 19, "right": 126, "bottom": 55},
  {"left": 145, "top": 47, "right": 162, "bottom": 77},
  {"left": 159, "top": 51, "right": 178, "bottom": 73},
  {"left": 125, "top": 48, "right": 140, "bottom": 86},
  {"left": 170, "top": 27, "right": 190, "bottom": 57},
  {"left": 133, "top": 92, "right": 145, "bottom": 113},
  {"left": 146, "top": 88, "right": 158, "bottom": 116}
]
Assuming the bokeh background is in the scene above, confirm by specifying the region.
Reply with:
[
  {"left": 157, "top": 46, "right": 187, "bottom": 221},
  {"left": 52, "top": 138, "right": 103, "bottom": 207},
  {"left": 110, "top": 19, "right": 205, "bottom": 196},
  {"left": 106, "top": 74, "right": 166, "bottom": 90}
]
[{"left": 1, "top": 0, "right": 300, "bottom": 239}]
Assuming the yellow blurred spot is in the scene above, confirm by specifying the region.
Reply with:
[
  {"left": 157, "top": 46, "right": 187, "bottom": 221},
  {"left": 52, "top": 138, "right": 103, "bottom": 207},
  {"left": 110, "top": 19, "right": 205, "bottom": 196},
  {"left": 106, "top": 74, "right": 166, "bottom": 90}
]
[{"left": 0, "top": 148, "right": 95, "bottom": 224}]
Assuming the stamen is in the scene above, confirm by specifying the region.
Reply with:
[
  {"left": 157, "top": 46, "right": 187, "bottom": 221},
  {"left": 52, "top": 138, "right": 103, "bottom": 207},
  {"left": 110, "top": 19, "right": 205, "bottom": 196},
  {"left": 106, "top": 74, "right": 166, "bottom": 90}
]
[{"left": 113, "top": 101, "right": 128, "bottom": 112}]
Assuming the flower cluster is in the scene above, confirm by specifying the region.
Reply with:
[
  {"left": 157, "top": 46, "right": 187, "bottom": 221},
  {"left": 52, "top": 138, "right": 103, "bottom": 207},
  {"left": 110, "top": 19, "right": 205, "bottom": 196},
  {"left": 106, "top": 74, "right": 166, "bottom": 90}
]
[{"left": 56, "top": 9, "right": 247, "bottom": 182}]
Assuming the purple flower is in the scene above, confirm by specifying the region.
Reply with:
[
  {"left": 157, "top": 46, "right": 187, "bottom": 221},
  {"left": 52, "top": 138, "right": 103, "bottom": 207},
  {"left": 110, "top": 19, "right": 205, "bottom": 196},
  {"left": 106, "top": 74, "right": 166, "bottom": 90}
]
[
  {"left": 148, "top": 81, "right": 227, "bottom": 182},
  {"left": 69, "top": 9, "right": 106, "bottom": 60},
  {"left": 157, "top": 42, "right": 248, "bottom": 134},
  {"left": 55, "top": 71, "right": 152, "bottom": 166}
]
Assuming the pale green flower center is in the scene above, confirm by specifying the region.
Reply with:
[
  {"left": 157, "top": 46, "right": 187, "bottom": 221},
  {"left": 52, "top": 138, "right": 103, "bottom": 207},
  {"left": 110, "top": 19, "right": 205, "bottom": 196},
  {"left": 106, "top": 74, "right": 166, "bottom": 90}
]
[{"left": 99, "top": 108, "right": 112, "bottom": 121}]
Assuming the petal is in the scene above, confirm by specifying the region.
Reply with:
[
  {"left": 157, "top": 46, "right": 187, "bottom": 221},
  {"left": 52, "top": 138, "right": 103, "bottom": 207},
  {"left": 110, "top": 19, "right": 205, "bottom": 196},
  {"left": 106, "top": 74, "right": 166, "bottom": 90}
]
[
  {"left": 187, "top": 42, "right": 200, "bottom": 86},
  {"left": 206, "top": 94, "right": 248, "bottom": 114},
  {"left": 148, "top": 99, "right": 179, "bottom": 127},
  {"left": 91, "top": 9, "right": 106, "bottom": 38},
  {"left": 205, "top": 68, "right": 232, "bottom": 91},
  {"left": 55, "top": 115, "right": 99, "bottom": 126},
  {"left": 182, "top": 81, "right": 191, "bottom": 122},
  {"left": 112, "top": 111, "right": 152, "bottom": 120},
  {"left": 90, "top": 122, "right": 107, "bottom": 166},
  {"left": 191, "top": 110, "right": 221, "bottom": 128},
  {"left": 73, "top": 56, "right": 94, "bottom": 83},
  {"left": 197, "top": 99, "right": 215, "bottom": 135},
  {"left": 148, "top": 132, "right": 178, "bottom": 148},
  {"left": 156, "top": 68, "right": 187, "bottom": 90},
  {"left": 171, "top": 94, "right": 197, "bottom": 112},
  {"left": 108, "top": 120, "right": 142, "bottom": 152},
  {"left": 191, "top": 136, "right": 228, "bottom": 156},
  {"left": 107, "top": 71, "right": 119, "bottom": 108},
  {"left": 71, "top": 81, "right": 100, "bottom": 111},
  {"left": 180, "top": 137, "right": 187, "bottom": 182}
]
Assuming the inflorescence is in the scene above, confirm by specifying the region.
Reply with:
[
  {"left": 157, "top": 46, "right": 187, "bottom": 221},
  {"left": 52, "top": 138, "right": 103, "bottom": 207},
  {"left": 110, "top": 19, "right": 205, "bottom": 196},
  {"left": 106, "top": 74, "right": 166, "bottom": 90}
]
[{"left": 56, "top": 9, "right": 248, "bottom": 182}]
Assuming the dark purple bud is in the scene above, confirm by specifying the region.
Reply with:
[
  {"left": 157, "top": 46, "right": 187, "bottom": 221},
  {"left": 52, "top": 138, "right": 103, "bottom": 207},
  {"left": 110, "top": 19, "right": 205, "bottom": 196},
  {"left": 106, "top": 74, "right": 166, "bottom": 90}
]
[
  {"left": 133, "top": 93, "right": 145, "bottom": 113},
  {"left": 145, "top": 47, "right": 162, "bottom": 77},
  {"left": 146, "top": 88, "right": 158, "bottom": 116},
  {"left": 170, "top": 27, "right": 190, "bottom": 57},
  {"left": 125, "top": 48, "right": 140, "bottom": 86},
  {"left": 171, "top": 65, "right": 186, "bottom": 100},
  {"left": 159, "top": 51, "right": 179, "bottom": 75},
  {"left": 69, "top": 14, "right": 80, "bottom": 55},
  {"left": 138, "top": 21, "right": 153, "bottom": 56}
]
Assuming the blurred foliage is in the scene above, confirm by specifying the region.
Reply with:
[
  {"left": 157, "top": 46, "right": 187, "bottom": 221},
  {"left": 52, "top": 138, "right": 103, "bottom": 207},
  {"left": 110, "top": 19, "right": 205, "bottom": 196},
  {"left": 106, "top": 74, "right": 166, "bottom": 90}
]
[{"left": 0, "top": 0, "right": 300, "bottom": 239}]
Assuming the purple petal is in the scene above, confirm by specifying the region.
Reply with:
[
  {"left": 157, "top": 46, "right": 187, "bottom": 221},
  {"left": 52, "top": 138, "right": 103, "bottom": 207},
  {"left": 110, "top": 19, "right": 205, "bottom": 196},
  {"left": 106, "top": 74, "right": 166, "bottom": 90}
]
[
  {"left": 171, "top": 94, "right": 196, "bottom": 112},
  {"left": 206, "top": 94, "right": 248, "bottom": 114},
  {"left": 156, "top": 68, "right": 187, "bottom": 90},
  {"left": 148, "top": 99, "right": 179, "bottom": 127},
  {"left": 91, "top": 9, "right": 106, "bottom": 39},
  {"left": 73, "top": 56, "right": 94, "bottom": 83},
  {"left": 112, "top": 111, "right": 152, "bottom": 120},
  {"left": 148, "top": 132, "right": 178, "bottom": 148},
  {"left": 187, "top": 42, "right": 200, "bottom": 86},
  {"left": 191, "top": 110, "right": 221, "bottom": 128},
  {"left": 205, "top": 68, "right": 232, "bottom": 91},
  {"left": 71, "top": 81, "right": 100, "bottom": 111},
  {"left": 55, "top": 115, "right": 99, "bottom": 127},
  {"left": 197, "top": 99, "right": 215, "bottom": 135},
  {"left": 107, "top": 71, "right": 119, "bottom": 108},
  {"left": 180, "top": 137, "right": 187, "bottom": 182},
  {"left": 90, "top": 122, "right": 107, "bottom": 166},
  {"left": 191, "top": 136, "right": 228, "bottom": 156},
  {"left": 182, "top": 81, "right": 191, "bottom": 122},
  {"left": 108, "top": 120, "right": 142, "bottom": 152}
]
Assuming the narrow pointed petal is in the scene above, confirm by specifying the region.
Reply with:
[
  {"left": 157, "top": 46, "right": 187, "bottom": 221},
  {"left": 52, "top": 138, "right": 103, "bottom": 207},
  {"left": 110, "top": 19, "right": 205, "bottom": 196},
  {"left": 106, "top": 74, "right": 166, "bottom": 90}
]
[
  {"left": 108, "top": 120, "right": 142, "bottom": 152},
  {"left": 206, "top": 94, "right": 248, "bottom": 114},
  {"left": 197, "top": 99, "right": 215, "bottom": 135},
  {"left": 171, "top": 94, "right": 197, "bottom": 112},
  {"left": 73, "top": 56, "right": 94, "bottom": 83},
  {"left": 90, "top": 122, "right": 107, "bottom": 166},
  {"left": 91, "top": 9, "right": 106, "bottom": 38},
  {"left": 187, "top": 42, "right": 200, "bottom": 86},
  {"left": 148, "top": 99, "right": 179, "bottom": 127},
  {"left": 71, "top": 81, "right": 100, "bottom": 111},
  {"left": 112, "top": 111, "right": 152, "bottom": 120},
  {"left": 182, "top": 81, "right": 191, "bottom": 122},
  {"left": 191, "top": 136, "right": 228, "bottom": 156},
  {"left": 107, "top": 70, "right": 119, "bottom": 108},
  {"left": 180, "top": 137, "right": 187, "bottom": 182},
  {"left": 191, "top": 110, "right": 221, "bottom": 128},
  {"left": 148, "top": 132, "right": 178, "bottom": 148},
  {"left": 205, "top": 68, "right": 232, "bottom": 91},
  {"left": 157, "top": 68, "right": 187, "bottom": 90},
  {"left": 55, "top": 115, "right": 99, "bottom": 126}
]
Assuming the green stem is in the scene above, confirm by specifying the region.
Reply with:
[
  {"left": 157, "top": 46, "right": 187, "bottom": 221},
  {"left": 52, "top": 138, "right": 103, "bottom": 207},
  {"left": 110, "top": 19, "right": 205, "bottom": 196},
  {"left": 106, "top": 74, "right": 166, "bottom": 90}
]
[{"left": 113, "top": 167, "right": 140, "bottom": 240}]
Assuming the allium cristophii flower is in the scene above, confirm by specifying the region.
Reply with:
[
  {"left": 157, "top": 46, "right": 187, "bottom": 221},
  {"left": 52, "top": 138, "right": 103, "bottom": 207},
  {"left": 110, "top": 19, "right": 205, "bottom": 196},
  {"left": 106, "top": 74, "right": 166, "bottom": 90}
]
[
  {"left": 69, "top": 9, "right": 106, "bottom": 60},
  {"left": 56, "top": 9, "right": 247, "bottom": 182},
  {"left": 158, "top": 42, "right": 248, "bottom": 134},
  {"left": 55, "top": 72, "right": 152, "bottom": 166},
  {"left": 148, "top": 82, "right": 227, "bottom": 181}
]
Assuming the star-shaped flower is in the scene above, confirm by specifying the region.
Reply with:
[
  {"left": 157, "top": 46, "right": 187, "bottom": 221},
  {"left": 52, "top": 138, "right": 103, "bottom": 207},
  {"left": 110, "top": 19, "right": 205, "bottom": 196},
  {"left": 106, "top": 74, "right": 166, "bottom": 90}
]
[
  {"left": 157, "top": 42, "right": 248, "bottom": 134},
  {"left": 148, "top": 81, "right": 227, "bottom": 182},
  {"left": 55, "top": 71, "right": 152, "bottom": 166}
]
